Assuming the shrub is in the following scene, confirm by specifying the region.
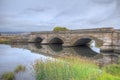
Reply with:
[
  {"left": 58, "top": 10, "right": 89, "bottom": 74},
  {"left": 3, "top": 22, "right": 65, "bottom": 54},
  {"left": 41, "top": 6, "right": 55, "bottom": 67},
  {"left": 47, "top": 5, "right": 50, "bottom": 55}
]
[{"left": 53, "top": 26, "right": 68, "bottom": 31}]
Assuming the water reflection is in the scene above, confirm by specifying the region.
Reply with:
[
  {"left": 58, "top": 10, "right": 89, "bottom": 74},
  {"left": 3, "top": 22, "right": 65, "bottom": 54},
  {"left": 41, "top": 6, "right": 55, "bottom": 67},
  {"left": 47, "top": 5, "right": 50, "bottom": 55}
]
[
  {"left": 94, "top": 53, "right": 119, "bottom": 68},
  {"left": 34, "top": 43, "right": 42, "bottom": 49},
  {"left": 48, "top": 44, "right": 63, "bottom": 52},
  {"left": 73, "top": 46, "right": 98, "bottom": 57},
  {"left": 11, "top": 43, "right": 99, "bottom": 57}
]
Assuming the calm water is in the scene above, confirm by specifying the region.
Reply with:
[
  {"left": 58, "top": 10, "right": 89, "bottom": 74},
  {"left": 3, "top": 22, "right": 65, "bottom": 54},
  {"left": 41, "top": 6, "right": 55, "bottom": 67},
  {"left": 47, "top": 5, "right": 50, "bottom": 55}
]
[{"left": 0, "top": 43, "right": 119, "bottom": 80}]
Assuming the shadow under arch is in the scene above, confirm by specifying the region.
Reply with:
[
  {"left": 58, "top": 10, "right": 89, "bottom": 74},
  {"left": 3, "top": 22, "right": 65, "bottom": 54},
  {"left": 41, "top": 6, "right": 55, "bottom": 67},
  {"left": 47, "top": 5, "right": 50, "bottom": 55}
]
[
  {"left": 73, "top": 38, "right": 91, "bottom": 46},
  {"left": 72, "top": 36, "right": 103, "bottom": 47},
  {"left": 34, "top": 37, "right": 43, "bottom": 43},
  {"left": 49, "top": 37, "right": 64, "bottom": 44}
]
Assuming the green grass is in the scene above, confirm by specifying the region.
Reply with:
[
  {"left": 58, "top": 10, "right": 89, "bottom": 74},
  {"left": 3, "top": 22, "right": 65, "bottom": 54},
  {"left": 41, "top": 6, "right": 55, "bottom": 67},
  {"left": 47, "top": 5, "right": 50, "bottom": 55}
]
[
  {"left": 0, "top": 39, "right": 10, "bottom": 44},
  {"left": 92, "top": 71, "right": 120, "bottom": 80},
  {"left": 102, "top": 64, "right": 120, "bottom": 77},
  {"left": 34, "top": 56, "right": 120, "bottom": 80},
  {"left": 14, "top": 65, "right": 26, "bottom": 73},
  {"left": 1, "top": 72, "right": 15, "bottom": 80}
]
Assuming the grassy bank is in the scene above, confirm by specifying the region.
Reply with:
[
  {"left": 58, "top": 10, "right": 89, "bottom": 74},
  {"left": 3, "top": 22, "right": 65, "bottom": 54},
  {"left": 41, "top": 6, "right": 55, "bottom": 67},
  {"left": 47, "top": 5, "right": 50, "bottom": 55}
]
[
  {"left": 0, "top": 39, "right": 10, "bottom": 44},
  {"left": 34, "top": 56, "right": 120, "bottom": 80}
]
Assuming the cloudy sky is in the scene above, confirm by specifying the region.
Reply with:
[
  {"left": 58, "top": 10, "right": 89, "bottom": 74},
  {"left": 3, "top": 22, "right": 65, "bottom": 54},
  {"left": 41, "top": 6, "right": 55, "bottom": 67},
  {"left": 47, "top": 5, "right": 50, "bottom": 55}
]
[{"left": 0, "top": 0, "right": 120, "bottom": 32}]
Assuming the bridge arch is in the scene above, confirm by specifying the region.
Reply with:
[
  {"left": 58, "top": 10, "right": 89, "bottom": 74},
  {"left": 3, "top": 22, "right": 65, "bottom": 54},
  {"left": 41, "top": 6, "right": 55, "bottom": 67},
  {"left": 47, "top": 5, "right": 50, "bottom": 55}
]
[
  {"left": 34, "top": 37, "right": 43, "bottom": 43},
  {"left": 72, "top": 36, "right": 103, "bottom": 47},
  {"left": 48, "top": 37, "right": 64, "bottom": 44}
]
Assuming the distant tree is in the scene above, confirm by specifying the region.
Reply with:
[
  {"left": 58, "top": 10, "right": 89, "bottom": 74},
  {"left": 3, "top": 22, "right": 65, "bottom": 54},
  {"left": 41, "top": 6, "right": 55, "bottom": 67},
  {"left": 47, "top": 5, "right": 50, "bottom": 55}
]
[{"left": 53, "top": 26, "right": 68, "bottom": 31}]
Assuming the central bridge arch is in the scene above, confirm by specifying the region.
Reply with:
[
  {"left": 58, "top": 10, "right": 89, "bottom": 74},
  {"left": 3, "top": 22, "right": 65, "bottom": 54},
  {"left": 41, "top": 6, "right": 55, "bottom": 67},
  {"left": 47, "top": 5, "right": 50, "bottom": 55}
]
[
  {"left": 34, "top": 37, "right": 43, "bottom": 43},
  {"left": 33, "top": 36, "right": 45, "bottom": 43},
  {"left": 71, "top": 36, "right": 103, "bottom": 47},
  {"left": 49, "top": 37, "right": 64, "bottom": 44}
]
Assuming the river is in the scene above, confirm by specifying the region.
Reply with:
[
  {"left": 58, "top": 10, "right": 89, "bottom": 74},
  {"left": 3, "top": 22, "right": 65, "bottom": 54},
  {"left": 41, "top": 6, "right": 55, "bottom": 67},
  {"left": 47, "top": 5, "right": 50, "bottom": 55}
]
[{"left": 0, "top": 43, "right": 119, "bottom": 80}]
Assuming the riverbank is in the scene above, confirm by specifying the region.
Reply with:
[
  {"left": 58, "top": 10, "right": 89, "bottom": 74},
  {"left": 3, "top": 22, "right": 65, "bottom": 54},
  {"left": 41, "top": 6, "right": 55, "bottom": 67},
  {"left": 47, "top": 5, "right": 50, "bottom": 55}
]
[
  {"left": 34, "top": 56, "right": 120, "bottom": 80},
  {"left": 0, "top": 38, "right": 10, "bottom": 44},
  {"left": 0, "top": 44, "right": 42, "bottom": 80}
]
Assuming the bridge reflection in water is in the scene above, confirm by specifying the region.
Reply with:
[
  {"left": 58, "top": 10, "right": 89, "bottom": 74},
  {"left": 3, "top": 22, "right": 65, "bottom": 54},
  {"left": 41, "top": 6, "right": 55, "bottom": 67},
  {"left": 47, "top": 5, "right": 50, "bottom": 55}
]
[{"left": 11, "top": 43, "right": 119, "bottom": 67}]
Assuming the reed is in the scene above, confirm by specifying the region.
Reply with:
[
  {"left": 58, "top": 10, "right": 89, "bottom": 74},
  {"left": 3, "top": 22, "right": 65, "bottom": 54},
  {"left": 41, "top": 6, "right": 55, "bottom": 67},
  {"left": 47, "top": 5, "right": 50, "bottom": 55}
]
[
  {"left": 34, "top": 56, "right": 99, "bottom": 80},
  {"left": 14, "top": 65, "right": 26, "bottom": 73},
  {"left": 1, "top": 72, "right": 15, "bottom": 80},
  {"left": 34, "top": 56, "right": 120, "bottom": 80}
]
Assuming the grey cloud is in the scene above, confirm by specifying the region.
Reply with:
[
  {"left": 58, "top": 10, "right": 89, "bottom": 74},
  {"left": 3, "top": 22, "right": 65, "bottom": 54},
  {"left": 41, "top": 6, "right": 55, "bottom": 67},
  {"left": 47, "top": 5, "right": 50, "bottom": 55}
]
[
  {"left": 0, "top": 23, "right": 53, "bottom": 32},
  {"left": 0, "top": 0, "right": 120, "bottom": 32},
  {"left": 22, "top": 7, "right": 51, "bottom": 14},
  {"left": 92, "top": 0, "right": 115, "bottom": 4}
]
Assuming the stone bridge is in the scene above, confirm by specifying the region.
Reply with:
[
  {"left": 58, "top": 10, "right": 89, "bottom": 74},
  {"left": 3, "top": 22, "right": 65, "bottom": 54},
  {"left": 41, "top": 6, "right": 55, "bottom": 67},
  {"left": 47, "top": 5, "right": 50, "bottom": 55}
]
[
  {"left": 26, "top": 27, "right": 120, "bottom": 51},
  {"left": 12, "top": 27, "right": 120, "bottom": 52}
]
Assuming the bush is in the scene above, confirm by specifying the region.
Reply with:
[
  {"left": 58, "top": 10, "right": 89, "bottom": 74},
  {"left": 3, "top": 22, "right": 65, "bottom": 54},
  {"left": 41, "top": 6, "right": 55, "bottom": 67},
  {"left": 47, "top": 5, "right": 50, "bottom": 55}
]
[{"left": 53, "top": 26, "right": 68, "bottom": 31}]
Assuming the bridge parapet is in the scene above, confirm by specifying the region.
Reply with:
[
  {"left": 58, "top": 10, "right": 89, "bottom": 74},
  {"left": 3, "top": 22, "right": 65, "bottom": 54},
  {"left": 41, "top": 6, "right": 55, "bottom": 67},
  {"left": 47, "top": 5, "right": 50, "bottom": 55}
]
[{"left": 31, "top": 27, "right": 115, "bottom": 34}]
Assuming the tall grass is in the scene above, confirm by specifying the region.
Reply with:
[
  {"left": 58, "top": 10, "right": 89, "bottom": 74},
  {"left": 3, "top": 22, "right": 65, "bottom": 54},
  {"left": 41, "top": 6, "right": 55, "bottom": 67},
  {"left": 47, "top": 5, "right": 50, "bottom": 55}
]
[
  {"left": 34, "top": 56, "right": 120, "bottom": 80},
  {"left": 94, "top": 72, "right": 120, "bottom": 80},
  {"left": 34, "top": 56, "right": 99, "bottom": 80},
  {"left": 102, "top": 64, "right": 120, "bottom": 77}
]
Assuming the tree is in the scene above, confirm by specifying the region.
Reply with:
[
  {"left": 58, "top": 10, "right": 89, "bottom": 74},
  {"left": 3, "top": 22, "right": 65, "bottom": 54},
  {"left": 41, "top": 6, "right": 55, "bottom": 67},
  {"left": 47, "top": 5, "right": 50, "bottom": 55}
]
[{"left": 53, "top": 26, "right": 68, "bottom": 31}]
